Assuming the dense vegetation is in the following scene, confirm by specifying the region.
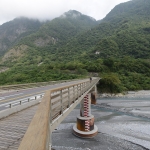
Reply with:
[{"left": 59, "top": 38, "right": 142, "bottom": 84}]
[
  {"left": 0, "top": 64, "right": 87, "bottom": 85},
  {"left": 0, "top": 57, "right": 149, "bottom": 93},
  {"left": 0, "top": 1, "right": 150, "bottom": 93},
  {"left": 0, "top": 17, "right": 42, "bottom": 56}
]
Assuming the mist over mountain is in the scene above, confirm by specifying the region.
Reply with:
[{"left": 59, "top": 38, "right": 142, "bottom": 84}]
[
  {"left": 0, "top": 0, "right": 150, "bottom": 91},
  {"left": 58, "top": 0, "right": 150, "bottom": 60},
  {"left": 0, "top": 10, "right": 98, "bottom": 64},
  {"left": 104, "top": 0, "right": 150, "bottom": 22},
  {"left": 0, "top": 17, "right": 42, "bottom": 56}
]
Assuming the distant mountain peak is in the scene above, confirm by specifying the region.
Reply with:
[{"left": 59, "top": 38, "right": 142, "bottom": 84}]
[
  {"left": 104, "top": 0, "right": 150, "bottom": 21},
  {"left": 61, "top": 10, "right": 82, "bottom": 18},
  {"left": 67, "top": 10, "right": 82, "bottom": 15},
  {"left": 60, "top": 10, "right": 96, "bottom": 21}
]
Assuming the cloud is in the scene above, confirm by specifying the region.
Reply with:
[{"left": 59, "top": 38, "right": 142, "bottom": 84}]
[{"left": 0, "top": 0, "right": 130, "bottom": 25}]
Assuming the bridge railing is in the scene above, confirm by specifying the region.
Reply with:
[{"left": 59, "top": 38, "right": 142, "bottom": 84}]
[
  {"left": 18, "top": 77, "right": 100, "bottom": 150},
  {"left": 0, "top": 93, "right": 44, "bottom": 119}
]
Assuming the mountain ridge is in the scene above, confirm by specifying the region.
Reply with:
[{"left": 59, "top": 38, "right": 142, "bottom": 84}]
[
  {"left": 1, "top": 1, "right": 150, "bottom": 63},
  {"left": 0, "top": 0, "right": 150, "bottom": 91},
  {"left": 0, "top": 17, "right": 42, "bottom": 56}
]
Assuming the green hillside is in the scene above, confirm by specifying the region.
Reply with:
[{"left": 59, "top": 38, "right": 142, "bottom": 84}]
[
  {"left": 104, "top": 0, "right": 150, "bottom": 22},
  {"left": 0, "top": 17, "right": 42, "bottom": 56},
  {"left": 0, "top": 1, "right": 150, "bottom": 92},
  {"left": 57, "top": 0, "right": 150, "bottom": 60},
  {"left": 0, "top": 10, "right": 98, "bottom": 67}
]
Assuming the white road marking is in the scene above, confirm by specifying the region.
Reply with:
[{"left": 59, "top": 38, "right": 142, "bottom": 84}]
[{"left": 0, "top": 93, "right": 23, "bottom": 100}]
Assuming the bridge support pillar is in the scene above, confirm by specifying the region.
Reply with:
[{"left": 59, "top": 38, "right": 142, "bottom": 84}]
[{"left": 73, "top": 93, "right": 98, "bottom": 138}]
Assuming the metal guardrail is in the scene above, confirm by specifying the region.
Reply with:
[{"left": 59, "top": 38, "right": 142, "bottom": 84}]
[
  {"left": 0, "top": 93, "right": 45, "bottom": 119},
  {"left": 18, "top": 77, "right": 100, "bottom": 150},
  {"left": 0, "top": 93, "right": 44, "bottom": 109}
]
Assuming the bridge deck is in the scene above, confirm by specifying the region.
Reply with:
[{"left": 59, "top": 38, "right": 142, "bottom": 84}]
[
  {"left": 0, "top": 105, "right": 38, "bottom": 150},
  {"left": 0, "top": 78, "right": 100, "bottom": 150}
]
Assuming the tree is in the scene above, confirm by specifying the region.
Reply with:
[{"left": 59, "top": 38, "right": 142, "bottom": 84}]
[{"left": 98, "top": 73, "right": 122, "bottom": 94}]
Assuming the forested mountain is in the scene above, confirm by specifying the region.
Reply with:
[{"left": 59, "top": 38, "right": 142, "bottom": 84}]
[
  {"left": 0, "top": 10, "right": 98, "bottom": 66},
  {"left": 0, "top": 17, "right": 42, "bottom": 56},
  {"left": 104, "top": 0, "right": 150, "bottom": 22},
  {"left": 0, "top": 0, "right": 150, "bottom": 92},
  {"left": 57, "top": 0, "right": 150, "bottom": 60}
]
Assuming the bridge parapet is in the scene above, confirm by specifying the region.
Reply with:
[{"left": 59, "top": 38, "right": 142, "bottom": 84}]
[{"left": 18, "top": 77, "right": 100, "bottom": 150}]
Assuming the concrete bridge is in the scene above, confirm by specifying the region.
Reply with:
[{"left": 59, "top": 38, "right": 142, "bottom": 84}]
[{"left": 0, "top": 77, "right": 100, "bottom": 150}]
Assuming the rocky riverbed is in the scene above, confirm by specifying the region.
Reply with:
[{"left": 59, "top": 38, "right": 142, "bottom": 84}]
[{"left": 52, "top": 90, "right": 150, "bottom": 150}]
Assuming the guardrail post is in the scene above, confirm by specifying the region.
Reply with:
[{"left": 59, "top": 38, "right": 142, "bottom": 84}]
[
  {"left": 68, "top": 88, "right": 70, "bottom": 107},
  {"left": 77, "top": 85, "right": 79, "bottom": 98},
  {"left": 83, "top": 83, "right": 84, "bottom": 93},
  {"left": 81, "top": 83, "right": 83, "bottom": 95},
  {"left": 35, "top": 96, "right": 37, "bottom": 100},
  {"left": 79, "top": 84, "right": 81, "bottom": 96},
  {"left": 84, "top": 82, "right": 85, "bottom": 92},
  {"left": 49, "top": 91, "right": 52, "bottom": 150},
  {"left": 20, "top": 101, "right": 22, "bottom": 105},
  {"left": 28, "top": 98, "right": 30, "bottom": 102},
  {"left": 73, "top": 86, "right": 75, "bottom": 103},
  {"left": 50, "top": 92, "right": 52, "bottom": 124},
  {"left": 9, "top": 104, "right": 12, "bottom": 108},
  {"left": 60, "top": 90, "right": 63, "bottom": 114}
]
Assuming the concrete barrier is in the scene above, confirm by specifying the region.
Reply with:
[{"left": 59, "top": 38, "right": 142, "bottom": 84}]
[{"left": 0, "top": 99, "right": 41, "bottom": 119}]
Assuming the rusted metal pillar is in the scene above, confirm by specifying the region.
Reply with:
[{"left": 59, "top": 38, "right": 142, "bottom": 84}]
[{"left": 73, "top": 93, "right": 98, "bottom": 138}]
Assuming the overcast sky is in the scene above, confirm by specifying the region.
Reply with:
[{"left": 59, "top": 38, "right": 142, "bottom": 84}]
[{"left": 0, "top": 0, "right": 130, "bottom": 25}]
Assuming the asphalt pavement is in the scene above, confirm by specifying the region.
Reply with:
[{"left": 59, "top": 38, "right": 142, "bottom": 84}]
[{"left": 0, "top": 79, "right": 88, "bottom": 111}]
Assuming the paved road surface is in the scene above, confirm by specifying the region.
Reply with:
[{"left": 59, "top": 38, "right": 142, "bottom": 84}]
[
  {"left": 0, "top": 79, "right": 88, "bottom": 111},
  {"left": 0, "top": 105, "right": 38, "bottom": 150}
]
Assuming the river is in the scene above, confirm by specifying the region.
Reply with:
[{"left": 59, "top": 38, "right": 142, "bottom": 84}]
[{"left": 52, "top": 93, "right": 150, "bottom": 150}]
